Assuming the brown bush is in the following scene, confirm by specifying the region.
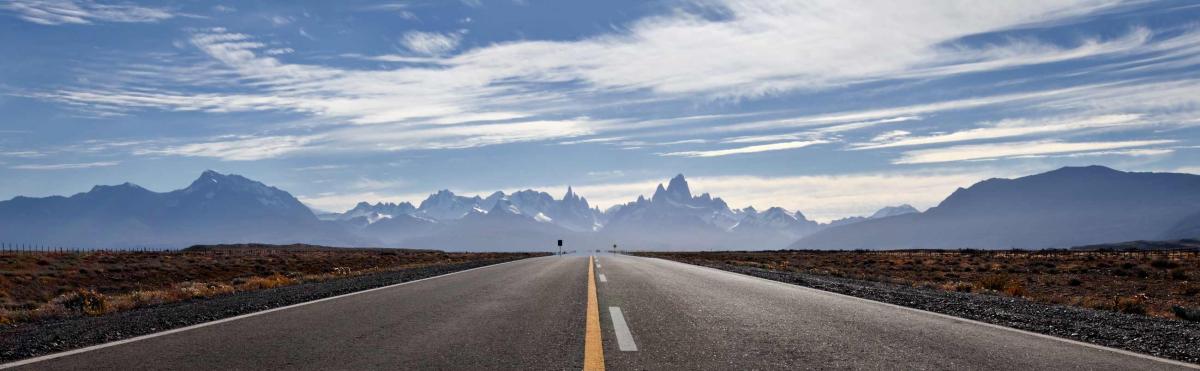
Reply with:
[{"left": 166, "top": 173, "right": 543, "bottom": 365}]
[
  {"left": 0, "top": 308, "right": 14, "bottom": 325},
  {"left": 940, "top": 281, "right": 974, "bottom": 293},
  {"left": 1003, "top": 281, "right": 1027, "bottom": 297},
  {"left": 975, "top": 274, "right": 1011, "bottom": 292},
  {"left": 238, "top": 274, "right": 295, "bottom": 291},
  {"left": 45, "top": 289, "right": 110, "bottom": 316},
  {"left": 177, "top": 282, "right": 236, "bottom": 299},
  {"left": 1116, "top": 295, "right": 1149, "bottom": 315}
]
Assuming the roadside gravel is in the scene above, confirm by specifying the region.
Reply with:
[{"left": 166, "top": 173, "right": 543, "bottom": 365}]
[
  {"left": 0, "top": 257, "right": 529, "bottom": 363},
  {"left": 673, "top": 260, "right": 1200, "bottom": 364}
]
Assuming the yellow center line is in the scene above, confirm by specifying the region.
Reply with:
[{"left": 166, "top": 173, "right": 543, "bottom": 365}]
[{"left": 584, "top": 255, "right": 605, "bottom": 371}]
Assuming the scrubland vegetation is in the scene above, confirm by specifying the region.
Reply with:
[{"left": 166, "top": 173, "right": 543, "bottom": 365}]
[
  {"left": 0, "top": 245, "right": 543, "bottom": 324},
  {"left": 640, "top": 249, "right": 1200, "bottom": 320}
]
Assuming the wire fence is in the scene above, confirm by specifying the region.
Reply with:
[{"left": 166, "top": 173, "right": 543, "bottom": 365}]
[{"left": 0, "top": 242, "right": 174, "bottom": 254}]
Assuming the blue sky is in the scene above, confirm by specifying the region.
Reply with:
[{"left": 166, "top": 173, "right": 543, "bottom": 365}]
[{"left": 2, "top": 0, "right": 1199, "bottom": 221}]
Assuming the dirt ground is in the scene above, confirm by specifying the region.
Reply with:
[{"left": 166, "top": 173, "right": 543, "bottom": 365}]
[
  {"left": 639, "top": 249, "right": 1200, "bottom": 320},
  {"left": 0, "top": 244, "right": 545, "bottom": 323}
]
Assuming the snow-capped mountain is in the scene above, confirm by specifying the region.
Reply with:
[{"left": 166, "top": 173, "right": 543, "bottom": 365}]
[
  {"left": 398, "top": 198, "right": 580, "bottom": 251},
  {"left": 733, "top": 207, "right": 820, "bottom": 234},
  {"left": 598, "top": 174, "right": 746, "bottom": 250},
  {"left": 332, "top": 173, "right": 921, "bottom": 250},
  {"left": 605, "top": 174, "right": 738, "bottom": 231},
  {"left": 729, "top": 206, "right": 824, "bottom": 248},
  {"left": 321, "top": 201, "right": 417, "bottom": 225},
  {"left": 416, "top": 190, "right": 483, "bottom": 221},
  {"left": 826, "top": 204, "right": 921, "bottom": 227},
  {"left": 331, "top": 186, "right": 603, "bottom": 234}
]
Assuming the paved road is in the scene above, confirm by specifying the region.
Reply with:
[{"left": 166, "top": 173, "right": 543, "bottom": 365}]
[{"left": 7, "top": 255, "right": 1196, "bottom": 370}]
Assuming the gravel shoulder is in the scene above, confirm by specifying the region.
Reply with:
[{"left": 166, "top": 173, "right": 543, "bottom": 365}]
[
  {"left": 0, "top": 257, "right": 530, "bottom": 363},
  {"left": 661, "top": 258, "right": 1200, "bottom": 364}
]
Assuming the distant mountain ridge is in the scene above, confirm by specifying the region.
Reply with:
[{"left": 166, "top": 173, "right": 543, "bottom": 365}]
[
  {"left": 792, "top": 166, "right": 1200, "bottom": 249},
  {"left": 330, "top": 173, "right": 909, "bottom": 250},
  {"left": 5, "top": 166, "right": 1195, "bottom": 251},
  {"left": 0, "top": 170, "right": 363, "bottom": 248}
]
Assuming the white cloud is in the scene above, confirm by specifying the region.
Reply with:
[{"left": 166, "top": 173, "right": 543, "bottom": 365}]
[
  {"left": 34, "top": 0, "right": 1200, "bottom": 162},
  {"left": 894, "top": 139, "right": 1176, "bottom": 164},
  {"left": 40, "top": 1, "right": 1143, "bottom": 120},
  {"left": 660, "top": 140, "right": 829, "bottom": 158},
  {"left": 129, "top": 118, "right": 595, "bottom": 160},
  {"left": 360, "top": 3, "right": 418, "bottom": 20},
  {"left": 264, "top": 48, "right": 294, "bottom": 56},
  {"left": 400, "top": 31, "right": 464, "bottom": 56},
  {"left": 855, "top": 114, "right": 1145, "bottom": 149},
  {"left": 3, "top": 0, "right": 174, "bottom": 25},
  {"left": 11, "top": 161, "right": 119, "bottom": 170},
  {"left": 268, "top": 15, "right": 292, "bottom": 26},
  {"left": 135, "top": 135, "right": 315, "bottom": 161}
]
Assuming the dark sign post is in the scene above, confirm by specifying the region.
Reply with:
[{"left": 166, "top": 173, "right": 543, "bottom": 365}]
[
  {"left": 557, "top": 239, "right": 563, "bottom": 255},
  {"left": 612, "top": 244, "right": 617, "bottom": 254}
]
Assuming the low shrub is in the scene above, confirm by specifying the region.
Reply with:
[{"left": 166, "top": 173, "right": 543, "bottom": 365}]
[
  {"left": 1115, "top": 294, "right": 1149, "bottom": 315},
  {"left": 124, "top": 290, "right": 173, "bottom": 307},
  {"left": 1173, "top": 306, "right": 1200, "bottom": 322},
  {"left": 238, "top": 274, "right": 295, "bottom": 291},
  {"left": 1150, "top": 259, "right": 1179, "bottom": 269},
  {"left": 45, "top": 288, "right": 109, "bottom": 316},
  {"left": 1002, "top": 281, "right": 1027, "bottom": 297},
  {"left": 941, "top": 281, "right": 974, "bottom": 293},
  {"left": 975, "top": 274, "right": 1011, "bottom": 291},
  {"left": 0, "top": 308, "right": 14, "bottom": 325},
  {"left": 1170, "top": 269, "right": 1189, "bottom": 281}
]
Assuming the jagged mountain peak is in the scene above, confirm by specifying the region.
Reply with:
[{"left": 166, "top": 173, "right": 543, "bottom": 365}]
[
  {"left": 762, "top": 206, "right": 791, "bottom": 215},
  {"left": 185, "top": 170, "right": 266, "bottom": 191},
  {"left": 666, "top": 173, "right": 691, "bottom": 198}
]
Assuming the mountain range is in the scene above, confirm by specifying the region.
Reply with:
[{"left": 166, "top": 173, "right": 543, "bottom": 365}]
[
  {"left": 0, "top": 171, "right": 365, "bottom": 249},
  {"left": 1, "top": 166, "right": 1197, "bottom": 250},
  {"left": 792, "top": 166, "right": 1200, "bottom": 249}
]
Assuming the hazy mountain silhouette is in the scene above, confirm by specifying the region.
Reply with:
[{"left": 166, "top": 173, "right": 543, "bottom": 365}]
[
  {"left": 791, "top": 166, "right": 1200, "bottom": 249},
  {"left": 0, "top": 170, "right": 364, "bottom": 248},
  {"left": 1163, "top": 211, "right": 1200, "bottom": 240}
]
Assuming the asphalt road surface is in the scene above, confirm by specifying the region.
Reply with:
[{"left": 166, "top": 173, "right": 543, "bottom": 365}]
[{"left": 5, "top": 255, "right": 1196, "bottom": 370}]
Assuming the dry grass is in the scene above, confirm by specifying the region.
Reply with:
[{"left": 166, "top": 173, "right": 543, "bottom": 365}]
[
  {"left": 0, "top": 248, "right": 542, "bottom": 325},
  {"left": 639, "top": 249, "right": 1200, "bottom": 320}
]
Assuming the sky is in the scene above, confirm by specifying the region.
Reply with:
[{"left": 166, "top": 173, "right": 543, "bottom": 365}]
[{"left": 2, "top": 0, "right": 1199, "bottom": 221}]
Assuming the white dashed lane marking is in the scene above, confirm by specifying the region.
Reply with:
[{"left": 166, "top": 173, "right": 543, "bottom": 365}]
[{"left": 609, "top": 307, "right": 638, "bottom": 351}]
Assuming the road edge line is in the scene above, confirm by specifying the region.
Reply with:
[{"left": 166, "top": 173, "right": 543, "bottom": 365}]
[
  {"left": 0, "top": 257, "right": 540, "bottom": 370},
  {"left": 639, "top": 255, "right": 1200, "bottom": 369}
]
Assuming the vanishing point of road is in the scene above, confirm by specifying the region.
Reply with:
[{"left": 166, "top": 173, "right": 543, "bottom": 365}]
[{"left": 4, "top": 255, "right": 1195, "bottom": 370}]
